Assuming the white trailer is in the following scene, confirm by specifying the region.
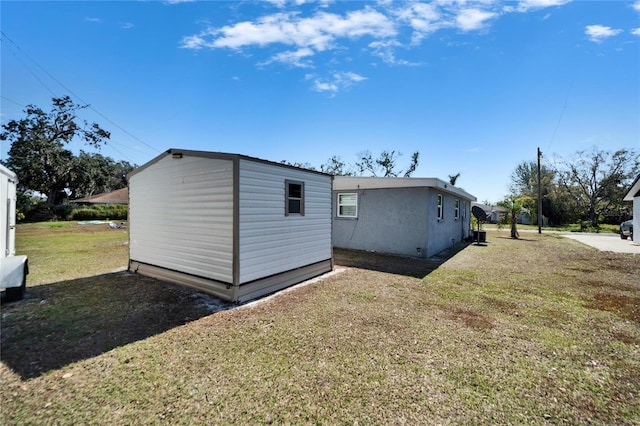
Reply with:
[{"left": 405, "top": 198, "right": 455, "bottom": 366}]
[{"left": 1, "top": 164, "right": 28, "bottom": 301}]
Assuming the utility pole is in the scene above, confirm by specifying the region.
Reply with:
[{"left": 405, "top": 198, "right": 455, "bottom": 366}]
[{"left": 537, "top": 147, "right": 542, "bottom": 234}]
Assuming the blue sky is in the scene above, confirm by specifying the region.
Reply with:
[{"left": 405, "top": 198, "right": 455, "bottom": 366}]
[{"left": 1, "top": 0, "right": 639, "bottom": 203}]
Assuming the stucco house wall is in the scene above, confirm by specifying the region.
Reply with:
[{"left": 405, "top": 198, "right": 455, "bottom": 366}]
[
  {"left": 332, "top": 176, "right": 475, "bottom": 258},
  {"left": 333, "top": 187, "right": 430, "bottom": 257}
]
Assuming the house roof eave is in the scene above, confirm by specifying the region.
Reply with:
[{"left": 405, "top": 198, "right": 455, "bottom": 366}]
[{"left": 333, "top": 176, "right": 477, "bottom": 201}]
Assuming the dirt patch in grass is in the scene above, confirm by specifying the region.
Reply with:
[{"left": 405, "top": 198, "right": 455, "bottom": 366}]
[
  {"left": 481, "top": 295, "right": 519, "bottom": 315},
  {"left": 587, "top": 293, "right": 640, "bottom": 323},
  {"left": 446, "top": 306, "right": 494, "bottom": 331}
]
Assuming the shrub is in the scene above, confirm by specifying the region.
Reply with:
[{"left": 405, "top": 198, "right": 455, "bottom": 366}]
[
  {"left": 69, "top": 204, "right": 128, "bottom": 221},
  {"left": 20, "top": 203, "right": 128, "bottom": 222}
]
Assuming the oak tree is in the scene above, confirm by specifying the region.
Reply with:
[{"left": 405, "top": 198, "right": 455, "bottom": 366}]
[{"left": 1, "top": 96, "right": 110, "bottom": 204}]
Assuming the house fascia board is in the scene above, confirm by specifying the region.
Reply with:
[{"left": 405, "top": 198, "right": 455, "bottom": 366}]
[
  {"left": 333, "top": 176, "right": 477, "bottom": 201},
  {"left": 623, "top": 174, "right": 640, "bottom": 201},
  {"left": 127, "top": 148, "right": 331, "bottom": 181}
]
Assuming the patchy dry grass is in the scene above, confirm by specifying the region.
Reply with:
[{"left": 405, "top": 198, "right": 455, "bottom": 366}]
[{"left": 1, "top": 226, "right": 639, "bottom": 424}]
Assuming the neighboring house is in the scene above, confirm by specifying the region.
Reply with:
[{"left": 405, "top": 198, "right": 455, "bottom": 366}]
[
  {"left": 332, "top": 176, "right": 476, "bottom": 258},
  {"left": 623, "top": 173, "right": 640, "bottom": 244},
  {"left": 127, "top": 149, "right": 333, "bottom": 302},
  {"left": 74, "top": 187, "right": 129, "bottom": 205},
  {"left": 472, "top": 202, "right": 508, "bottom": 224}
]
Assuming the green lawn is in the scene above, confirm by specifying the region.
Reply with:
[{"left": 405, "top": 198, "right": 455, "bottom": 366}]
[
  {"left": 1, "top": 223, "right": 638, "bottom": 424},
  {"left": 15, "top": 221, "right": 129, "bottom": 285},
  {"left": 483, "top": 222, "right": 621, "bottom": 234}
]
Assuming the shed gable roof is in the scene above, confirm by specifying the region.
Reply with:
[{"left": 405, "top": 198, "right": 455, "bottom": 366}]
[{"left": 127, "top": 149, "right": 331, "bottom": 180}]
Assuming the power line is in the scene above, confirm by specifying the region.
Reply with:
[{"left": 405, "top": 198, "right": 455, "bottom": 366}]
[
  {"left": 1, "top": 96, "right": 26, "bottom": 108},
  {"left": 1, "top": 36, "right": 58, "bottom": 98},
  {"left": 546, "top": 79, "right": 573, "bottom": 154},
  {"left": 0, "top": 30, "right": 161, "bottom": 156}
]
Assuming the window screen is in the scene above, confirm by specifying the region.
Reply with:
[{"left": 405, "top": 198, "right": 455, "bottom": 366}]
[
  {"left": 337, "top": 193, "right": 357, "bottom": 217},
  {"left": 285, "top": 180, "right": 304, "bottom": 216}
]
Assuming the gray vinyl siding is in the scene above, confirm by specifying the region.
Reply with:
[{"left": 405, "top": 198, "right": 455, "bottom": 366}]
[
  {"left": 129, "top": 155, "right": 234, "bottom": 283},
  {"left": 238, "top": 159, "right": 332, "bottom": 284}
]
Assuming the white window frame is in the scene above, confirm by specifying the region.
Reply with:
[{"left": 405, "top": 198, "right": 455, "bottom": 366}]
[
  {"left": 285, "top": 180, "right": 304, "bottom": 216},
  {"left": 437, "top": 194, "right": 444, "bottom": 221},
  {"left": 337, "top": 193, "right": 358, "bottom": 218},
  {"left": 454, "top": 199, "right": 460, "bottom": 220}
]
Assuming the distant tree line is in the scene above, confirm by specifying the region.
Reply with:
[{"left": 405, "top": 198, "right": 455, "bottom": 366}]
[
  {"left": 284, "top": 150, "right": 420, "bottom": 178},
  {"left": 508, "top": 147, "right": 639, "bottom": 227}
]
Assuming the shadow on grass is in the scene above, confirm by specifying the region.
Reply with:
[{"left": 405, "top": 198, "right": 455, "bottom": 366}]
[
  {"left": 0, "top": 272, "right": 235, "bottom": 380},
  {"left": 494, "top": 236, "right": 537, "bottom": 242},
  {"left": 333, "top": 242, "right": 470, "bottom": 278}
]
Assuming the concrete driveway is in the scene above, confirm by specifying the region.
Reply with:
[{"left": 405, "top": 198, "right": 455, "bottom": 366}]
[{"left": 561, "top": 233, "right": 640, "bottom": 254}]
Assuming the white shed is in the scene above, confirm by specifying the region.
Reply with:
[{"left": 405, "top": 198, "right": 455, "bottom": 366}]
[{"left": 128, "top": 149, "right": 333, "bottom": 302}]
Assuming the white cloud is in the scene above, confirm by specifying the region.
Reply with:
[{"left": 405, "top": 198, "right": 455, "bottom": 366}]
[
  {"left": 394, "top": 2, "right": 446, "bottom": 44},
  {"left": 260, "top": 47, "right": 316, "bottom": 68},
  {"left": 368, "top": 40, "right": 420, "bottom": 66},
  {"left": 164, "top": 0, "right": 195, "bottom": 4},
  {"left": 455, "top": 8, "right": 496, "bottom": 31},
  {"left": 265, "top": 0, "right": 287, "bottom": 7},
  {"left": 505, "top": 0, "right": 571, "bottom": 13},
  {"left": 265, "top": 0, "right": 321, "bottom": 7},
  {"left": 180, "top": 1, "right": 578, "bottom": 93},
  {"left": 313, "top": 80, "right": 339, "bottom": 93},
  {"left": 84, "top": 17, "right": 102, "bottom": 23},
  {"left": 633, "top": 1, "right": 640, "bottom": 13},
  {"left": 188, "top": 8, "right": 396, "bottom": 52},
  {"left": 632, "top": 28, "right": 640, "bottom": 36},
  {"left": 585, "top": 25, "right": 623, "bottom": 43},
  {"left": 369, "top": 40, "right": 401, "bottom": 64},
  {"left": 121, "top": 22, "right": 134, "bottom": 30},
  {"left": 341, "top": 72, "right": 367, "bottom": 82},
  {"left": 310, "top": 71, "right": 367, "bottom": 94},
  {"left": 181, "top": 34, "right": 207, "bottom": 50}
]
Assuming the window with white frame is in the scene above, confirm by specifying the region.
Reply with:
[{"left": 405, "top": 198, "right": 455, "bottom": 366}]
[
  {"left": 337, "top": 193, "right": 357, "bottom": 218},
  {"left": 285, "top": 180, "right": 304, "bottom": 216},
  {"left": 437, "top": 194, "right": 444, "bottom": 220},
  {"left": 454, "top": 199, "right": 460, "bottom": 220}
]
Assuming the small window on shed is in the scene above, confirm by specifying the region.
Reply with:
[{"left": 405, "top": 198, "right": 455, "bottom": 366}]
[
  {"left": 337, "top": 193, "right": 357, "bottom": 218},
  {"left": 437, "top": 194, "right": 444, "bottom": 220},
  {"left": 454, "top": 199, "right": 460, "bottom": 220},
  {"left": 285, "top": 180, "right": 304, "bottom": 216}
]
